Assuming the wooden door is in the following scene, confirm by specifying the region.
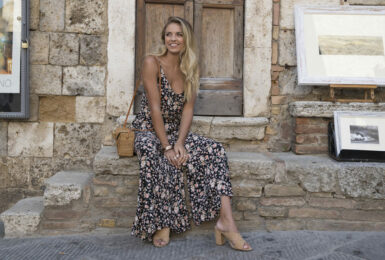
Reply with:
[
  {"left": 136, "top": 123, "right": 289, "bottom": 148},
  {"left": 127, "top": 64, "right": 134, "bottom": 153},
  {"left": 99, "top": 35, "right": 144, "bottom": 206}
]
[{"left": 135, "top": 0, "right": 244, "bottom": 116}]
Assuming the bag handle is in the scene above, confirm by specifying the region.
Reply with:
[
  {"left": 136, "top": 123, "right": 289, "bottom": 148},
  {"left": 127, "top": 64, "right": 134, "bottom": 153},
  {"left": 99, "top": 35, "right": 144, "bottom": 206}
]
[{"left": 123, "top": 57, "right": 161, "bottom": 127}]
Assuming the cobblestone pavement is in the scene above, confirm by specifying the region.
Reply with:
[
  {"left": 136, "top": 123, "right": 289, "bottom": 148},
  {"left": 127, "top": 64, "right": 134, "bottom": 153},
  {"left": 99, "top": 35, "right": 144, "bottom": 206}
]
[{"left": 1, "top": 230, "right": 385, "bottom": 260}]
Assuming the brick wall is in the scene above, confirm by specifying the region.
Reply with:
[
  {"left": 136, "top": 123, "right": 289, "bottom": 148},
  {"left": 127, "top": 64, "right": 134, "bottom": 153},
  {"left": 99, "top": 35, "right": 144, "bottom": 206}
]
[{"left": 293, "top": 118, "right": 330, "bottom": 154}]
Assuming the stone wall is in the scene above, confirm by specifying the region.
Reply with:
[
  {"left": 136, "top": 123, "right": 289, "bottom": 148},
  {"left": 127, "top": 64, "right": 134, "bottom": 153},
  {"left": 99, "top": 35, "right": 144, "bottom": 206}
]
[
  {"left": 0, "top": 0, "right": 109, "bottom": 212},
  {"left": 265, "top": 0, "right": 385, "bottom": 153}
]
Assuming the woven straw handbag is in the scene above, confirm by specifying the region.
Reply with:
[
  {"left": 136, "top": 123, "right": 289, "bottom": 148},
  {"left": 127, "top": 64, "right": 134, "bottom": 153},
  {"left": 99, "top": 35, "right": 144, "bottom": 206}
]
[{"left": 114, "top": 59, "right": 161, "bottom": 157}]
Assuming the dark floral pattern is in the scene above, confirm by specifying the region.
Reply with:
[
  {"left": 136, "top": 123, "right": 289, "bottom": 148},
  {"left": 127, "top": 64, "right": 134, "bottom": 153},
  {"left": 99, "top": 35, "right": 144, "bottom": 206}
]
[{"left": 131, "top": 66, "right": 233, "bottom": 242}]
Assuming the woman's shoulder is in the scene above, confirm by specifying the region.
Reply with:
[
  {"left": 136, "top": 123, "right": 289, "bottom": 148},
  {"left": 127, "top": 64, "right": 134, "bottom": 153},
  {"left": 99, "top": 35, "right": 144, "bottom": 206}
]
[{"left": 143, "top": 55, "right": 160, "bottom": 67}]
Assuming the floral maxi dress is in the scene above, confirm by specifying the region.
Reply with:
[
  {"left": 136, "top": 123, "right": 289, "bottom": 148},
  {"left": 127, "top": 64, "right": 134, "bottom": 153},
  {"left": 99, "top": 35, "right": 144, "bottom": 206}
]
[{"left": 130, "top": 66, "right": 233, "bottom": 241}]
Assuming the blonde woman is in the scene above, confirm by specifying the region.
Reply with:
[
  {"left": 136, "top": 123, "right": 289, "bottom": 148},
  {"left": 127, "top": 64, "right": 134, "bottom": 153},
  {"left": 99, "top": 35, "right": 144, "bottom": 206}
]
[{"left": 131, "top": 16, "right": 252, "bottom": 251}]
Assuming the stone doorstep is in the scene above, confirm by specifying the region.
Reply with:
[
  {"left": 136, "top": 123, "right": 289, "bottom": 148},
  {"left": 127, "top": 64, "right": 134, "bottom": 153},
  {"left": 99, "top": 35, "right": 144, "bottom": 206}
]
[
  {"left": 94, "top": 146, "right": 385, "bottom": 199},
  {"left": 116, "top": 115, "right": 269, "bottom": 141},
  {"left": 0, "top": 197, "right": 44, "bottom": 238},
  {"left": 44, "top": 171, "right": 94, "bottom": 207}
]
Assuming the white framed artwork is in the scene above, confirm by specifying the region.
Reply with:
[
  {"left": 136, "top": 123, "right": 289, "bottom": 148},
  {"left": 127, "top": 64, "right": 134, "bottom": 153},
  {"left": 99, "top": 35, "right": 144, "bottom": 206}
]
[{"left": 295, "top": 5, "right": 385, "bottom": 86}]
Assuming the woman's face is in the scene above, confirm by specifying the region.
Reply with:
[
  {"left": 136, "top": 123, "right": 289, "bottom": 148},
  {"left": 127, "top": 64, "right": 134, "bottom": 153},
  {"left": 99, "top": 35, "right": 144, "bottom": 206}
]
[{"left": 164, "top": 23, "right": 185, "bottom": 54}]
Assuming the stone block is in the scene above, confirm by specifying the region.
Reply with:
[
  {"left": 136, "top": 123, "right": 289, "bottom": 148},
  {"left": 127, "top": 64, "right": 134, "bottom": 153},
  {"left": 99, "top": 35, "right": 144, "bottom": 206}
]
[
  {"left": 76, "top": 97, "right": 106, "bottom": 123},
  {"left": 30, "top": 31, "right": 49, "bottom": 64},
  {"left": 8, "top": 122, "right": 54, "bottom": 157},
  {"left": 279, "top": 67, "right": 312, "bottom": 96},
  {"left": 280, "top": 0, "right": 341, "bottom": 29},
  {"left": 41, "top": 221, "right": 78, "bottom": 230},
  {"left": 289, "top": 208, "right": 340, "bottom": 219},
  {"left": 190, "top": 116, "right": 213, "bottom": 136},
  {"left": 308, "top": 198, "right": 356, "bottom": 209},
  {"left": 54, "top": 123, "right": 103, "bottom": 157},
  {"left": 28, "top": 94, "right": 39, "bottom": 122},
  {"left": 306, "top": 219, "right": 379, "bottom": 231},
  {"left": 278, "top": 29, "right": 296, "bottom": 66},
  {"left": 30, "top": 0, "right": 40, "bottom": 30},
  {"left": 99, "top": 219, "right": 116, "bottom": 228},
  {"left": 272, "top": 41, "right": 278, "bottom": 64},
  {"left": 210, "top": 117, "right": 268, "bottom": 140},
  {"left": 338, "top": 164, "right": 385, "bottom": 199},
  {"left": 63, "top": 66, "right": 106, "bottom": 96},
  {"left": 340, "top": 210, "right": 385, "bottom": 222},
  {"left": 293, "top": 144, "right": 328, "bottom": 155},
  {"left": 272, "top": 26, "right": 279, "bottom": 41},
  {"left": 264, "top": 184, "right": 305, "bottom": 197},
  {"left": 271, "top": 96, "right": 287, "bottom": 105},
  {"left": 0, "top": 197, "right": 44, "bottom": 238},
  {"left": 40, "top": 96, "right": 76, "bottom": 122},
  {"left": 80, "top": 35, "right": 107, "bottom": 65},
  {"left": 277, "top": 153, "right": 340, "bottom": 193},
  {"left": 355, "top": 200, "right": 385, "bottom": 210},
  {"left": 349, "top": 0, "right": 385, "bottom": 4},
  {"left": 289, "top": 101, "right": 385, "bottom": 118},
  {"left": 3, "top": 157, "right": 31, "bottom": 188},
  {"left": 235, "top": 198, "right": 257, "bottom": 211},
  {"left": 65, "top": 0, "right": 107, "bottom": 34},
  {"left": 232, "top": 179, "right": 262, "bottom": 197},
  {"left": 0, "top": 122, "right": 7, "bottom": 156},
  {"left": 93, "top": 146, "right": 139, "bottom": 176},
  {"left": 266, "top": 219, "right": 304, "bottom": 231},
  {"left": 44, "top": 209, "right": 85, "bottom": 220},
  {"left": 227, "top": 152, "right": 276, "bottom": 180},
  {"left": 44, "top": 171, "right": 94, "bottom": 206},
  {"left": 258, "top": 206, "right": 287, "bottom": 217},
  {"left": 49, "top": 33, "right": 79, "bottom": 66},
  {"left": 30, "top": 158, "right": 55, "bottom": 188},
  {"left": 30, "top": 65, "right": 62, "bottom": 95},
  {"left": 93, "top": 186, "right": 109, "bottom": 197},
  {"left": 260, "top": 197, "right": 306, "bottom": 207},
  {"left": 39, "top": 0, "right": 65, "bottom": 31}
]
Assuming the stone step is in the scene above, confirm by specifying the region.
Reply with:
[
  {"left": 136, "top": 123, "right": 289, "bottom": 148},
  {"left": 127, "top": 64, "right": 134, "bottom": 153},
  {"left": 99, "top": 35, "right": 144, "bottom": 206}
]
[
  {"left": 0, "top": 197, "right": 44, "bottom": 238},
  {"left": 44, "top": 171, "right": 94, "bottom": 206},
  {"left": 93, "top": 146, "right": 385, "bottom": 199}
]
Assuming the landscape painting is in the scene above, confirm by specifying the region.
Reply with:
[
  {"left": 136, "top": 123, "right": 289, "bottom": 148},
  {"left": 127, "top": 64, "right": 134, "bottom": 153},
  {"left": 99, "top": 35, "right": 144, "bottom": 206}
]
[
  {"left": 350, "top": 125, "right": 380, "bottom": 144},
  {"left": 318, "top": 35, "right": 384, "bottom": 56}
]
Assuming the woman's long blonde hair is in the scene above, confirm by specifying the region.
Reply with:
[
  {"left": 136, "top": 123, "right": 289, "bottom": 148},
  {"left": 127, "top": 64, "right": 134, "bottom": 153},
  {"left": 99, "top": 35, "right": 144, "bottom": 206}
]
[{"left": 154, "top": 16, "right": 199, "bottom": 102}]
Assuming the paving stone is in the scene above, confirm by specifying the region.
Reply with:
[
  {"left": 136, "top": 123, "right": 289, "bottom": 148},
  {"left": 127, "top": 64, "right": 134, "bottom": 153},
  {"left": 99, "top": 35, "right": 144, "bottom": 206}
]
[
  {"left": 63, "top": 66, "right": 106, "bottom": 96},
  {"left": 65, "top": 0, "right": 107, "bottom": 34},
  {"left": 8, "top": 122, "right": 54, "bottom": 157},
  {"left": 30, "top": 65, "right": 62, "bottom": 95},
  {"left": 39, "top": 0, "right": 65, "bottom": 31},
  {"left": 44, "top": 171, "right": 94, "bottom": 206},
  {"left": 0, "top": 197, "right": 44, "bottom": 238},
  {"left": 80, "top": 35, "right": 107, "bottom": 65},
  {"left": 49, "top": 33, "right": 79, "bottom": 66},
  {"left": 30, "top": 31, "right": 49, "bottom": 64}
]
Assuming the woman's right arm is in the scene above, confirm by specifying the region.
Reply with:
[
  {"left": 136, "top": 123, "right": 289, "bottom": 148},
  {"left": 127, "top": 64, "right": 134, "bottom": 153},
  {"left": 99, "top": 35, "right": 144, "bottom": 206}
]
[{"left": 142, "top": 56, "right": 178, "bottom": 167}]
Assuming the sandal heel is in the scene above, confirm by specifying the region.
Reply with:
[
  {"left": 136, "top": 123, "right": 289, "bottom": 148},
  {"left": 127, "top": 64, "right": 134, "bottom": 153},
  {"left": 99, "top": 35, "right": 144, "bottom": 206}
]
[{"left": 214, "top": 227, "right": 226, "bottom": 245}]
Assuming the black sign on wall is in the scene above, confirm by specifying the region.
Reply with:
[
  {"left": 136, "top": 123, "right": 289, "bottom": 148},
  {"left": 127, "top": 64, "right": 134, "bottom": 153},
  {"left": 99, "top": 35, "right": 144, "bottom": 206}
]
[{"left": 0, "top": 0, "right": 29, "bottom": 119}]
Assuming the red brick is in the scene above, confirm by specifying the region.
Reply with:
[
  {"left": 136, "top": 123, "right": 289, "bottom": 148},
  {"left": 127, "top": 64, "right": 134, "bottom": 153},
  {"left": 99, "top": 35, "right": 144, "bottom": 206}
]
[
  {"left": 308, "top": 198, "right": 356, "bottom": 209},
  {"left": 272, "top": 41, "right": 278, "bottom": 64},
  {"left": 272, "top": 26, "right": 279, "bottom": 41},
  {"left": 258, "top": 206, "right": 286, "bottom": 217},
  {"left": 260, "top": 197, "right": 306, "bottom": 207},
  {"left": 295, "top": 124, "right": 328, "bottom": 134},
  {"left": 271, "top": 65, "right": 284, "bottom": 72},
  {"left": 42, "top": 221, "right": 78, "bottom": 230},
  {"left": 296, "top": 117, "right": 329, "bottom": 126},
  {"left": 271, "top": 80, "right": 280, "bottom": 95},
  {"left": 289, "top": 208, "right": 340, "bottom": 219},
  {"left": 296, "top": 135, "right": 318, "bottom": 144},
  {"left": 266, "top": 219, "right": 304, "bottom": 231},
  {"left": 271, "top": 95, "right": 287, "bottom": 105},
  {"left": 340, "top": 210, "right": 385, "bottom": 222},
  {"left": 44, "top": 209, "right": 85, "bottom": 220},
  {"left": 294, "top": 144, "right": 328, "bottom": 155},
  {"left": 273, "top": 3, "right": 280, "bottom": 26}
]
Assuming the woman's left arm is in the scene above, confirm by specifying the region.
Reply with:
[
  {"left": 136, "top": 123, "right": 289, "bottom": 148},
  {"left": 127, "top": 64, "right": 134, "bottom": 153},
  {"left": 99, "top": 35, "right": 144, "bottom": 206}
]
[{"left": 174, "top": 93, "right": 196, "bottom": 166}]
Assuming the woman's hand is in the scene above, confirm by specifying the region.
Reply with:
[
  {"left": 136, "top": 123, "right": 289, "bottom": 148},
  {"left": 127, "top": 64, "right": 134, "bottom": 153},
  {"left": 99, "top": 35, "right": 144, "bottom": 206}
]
[
  {"left": 174, "top": 142, "right": 189, "bottom": 167},
  {"left": 164, "top": 149, "right": 180, "bottom": 168}
]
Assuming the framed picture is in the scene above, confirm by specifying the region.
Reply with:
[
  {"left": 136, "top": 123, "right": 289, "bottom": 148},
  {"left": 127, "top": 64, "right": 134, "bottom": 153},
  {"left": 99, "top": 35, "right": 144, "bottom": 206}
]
[
  {"left": 295, "top": 5, "right": 385, "bottom": 86},
  {"left": 0, "top": 0, "right": 29, "bottom": 119},
  {"left": 334, "top": 111, "right": 385, "bottom": 157}
]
